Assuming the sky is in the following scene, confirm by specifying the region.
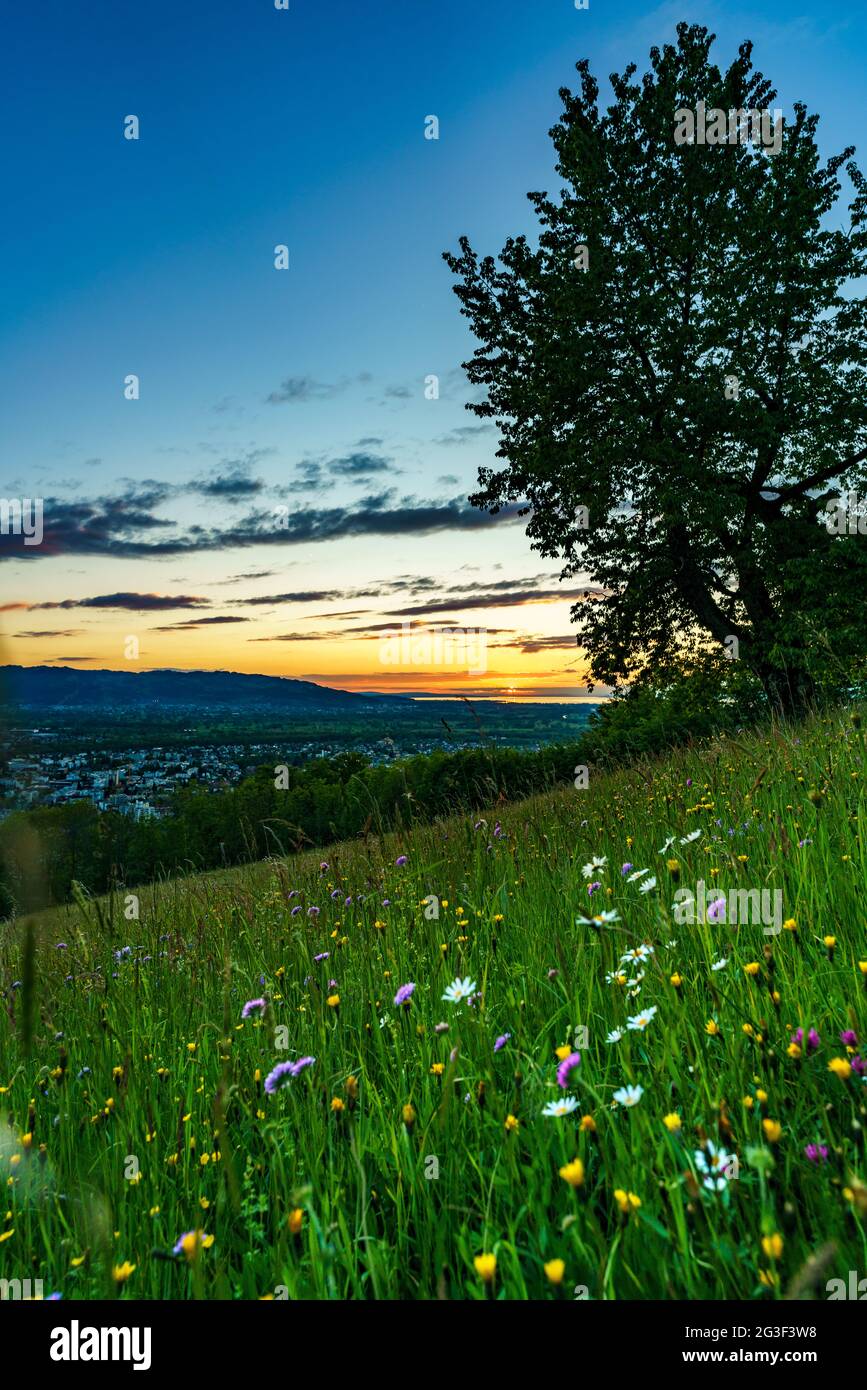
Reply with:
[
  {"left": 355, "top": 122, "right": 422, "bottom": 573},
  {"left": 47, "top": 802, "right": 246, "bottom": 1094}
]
[{"left": 1, "top": 0, "right": 865, "bottom": 699}]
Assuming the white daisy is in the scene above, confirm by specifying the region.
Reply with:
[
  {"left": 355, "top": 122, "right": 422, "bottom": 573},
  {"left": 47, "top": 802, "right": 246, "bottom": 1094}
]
[
  {"left": 658, "top": 837, "right": 676, "bottom": 854},
  {"left": 638, "top": 876, "right": 658, "bottom": 894},
  {"left": 605, "top": 970, "right": 627, "bottom": 985},
  {"left": 612, "top": 1084, "right": 644, "bottom": 1108},
  {"left": 680, "top": 829, "right": 703, "bottom": 844},
  {"left": 581, "top": 855, "right": 608, "bottom": 879},
  {"left": 627, "top": 1006, "right": 657, "bottom": 1030},
  {"left": 694, "top": 1142, "right": 736, "bottom": 1190},
  {"left": 585, "top": 909, "right": 621, "bottom": 925},
  {"left": 442, "top": 976, "right": 478, "bottom": 1004},
  {"left": 711, "top": 957, "right": 729, "bottom": 972},
  {"left": 606, "top": 1029, "right": 623, "bottom": 1043},
  {"left": 626, "top": 868, "right": 650, "bottom": 882},
  {"left": 620, "top": 944, "right": 654, "bottom": 964},
  {"left": 627, "top": 972, "right": 645, "bottom": 986},
  {"left": 542, "top": 1095, "right": 580, "bottom": 1118}
]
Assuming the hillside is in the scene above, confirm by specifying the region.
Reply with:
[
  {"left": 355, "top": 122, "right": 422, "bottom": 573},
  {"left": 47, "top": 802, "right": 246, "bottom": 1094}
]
[
  {"left": 2, "top": 707, "right": 866, "bottom": 1300},
  {"left": 0, "top": 664, "right": 407, "bottom": 712}
]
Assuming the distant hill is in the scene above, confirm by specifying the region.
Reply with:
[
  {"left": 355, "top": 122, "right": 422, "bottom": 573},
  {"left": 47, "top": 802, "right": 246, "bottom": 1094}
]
[{"left": 0, "top": 665, "right": 408, "bottom": 711}]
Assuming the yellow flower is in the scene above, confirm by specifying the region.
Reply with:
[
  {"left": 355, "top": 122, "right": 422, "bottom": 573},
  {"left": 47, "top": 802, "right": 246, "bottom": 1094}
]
[
  {"left": 743, "top": 962, "right": 760, "bottom": 977},
  {"left": 859, "top": 961, "right": 867, "bottom": 975},
  {"left": 187, "top": 1043, "right": 197, "bottom": 1053},
  {"left": 762, "top": 1119, "right": 782, "bottom": 1143},
  {"left": 113, "top": 1261, "right": 136, "bottom": 1284},
  {"left": 758, "top": 1268, "right": 780, "bottom": 1288},
  {"left": 0, "top": 1229, "right": 14, "bottom": 1243},
  {"left": 326, "top": 994, "right": 340, "bottom": 1008},
  {"left": 70, "top": 1254, "right": 86, "bottom": 1267},
  {"left": 330, "top": 1096, "right": 345, "bottom": 1112},
  {"left": 824, "top": 935, "right": 836, "bottom": 949},
  {"left": 761, "top": 1233, "right": 783, "bottom": 1260},
  {"left": 614, "top": 1189, "right": 641, "bottom": 1214},
  {"left": 579, "top": 1114, "right": 596, "bottom": 1133},
  {"left": 474, "top": 1253, "right": 497, "bottom": 1284},
  {"left": 743, "top": 1096, "right": 754, "bottom": 1110},
  {"left": 705, "top": 1019, "right": 720, "bottom": 1036},
  {"left": 783, "top": 918, "right": 797, "bottom": 933},
  {"left": 555, "top": 1045, "right": 572, "bottom": 1061},
  {"left": 559, "top": 1158, "right": 585, "bottom": 1188},
  {"left": 288, "top": 1208, "right": 303, "bottom": 1235},
  {"left": 756, "top": 1088, "right": 768, "bottom": 1104},
  {"left": 430, "top": 1063, "right": 444, "bottom": 1076},
  {"left": 828, "top": 1057, "right": 852, "bottom": 1080},
  {"left": 544, "top": 1258, "right": 566, "bottom": 1286},
  {"left": 180, "top": 1230, "right": 213, "bottom": 1260},
  {"left": 504, "top": 1113, "right": 519, "bottom": 1133},
  {"left": 670, "top": 973, "right": 682, "bottom": 988},
  {"left": 663, "top": 1113, "right": 681, "bottom": 1132},
  {"left": 787, "top": 1043, "right": 802, "bottom": 1059},
  {"left": 402, "top": 1104, "right": 416, "bottom": 1128}
]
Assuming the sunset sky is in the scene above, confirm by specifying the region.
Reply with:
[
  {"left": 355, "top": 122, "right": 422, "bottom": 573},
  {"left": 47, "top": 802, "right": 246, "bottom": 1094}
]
[{"left": 2, "top": 1, "right": 864, "bottom": 699}]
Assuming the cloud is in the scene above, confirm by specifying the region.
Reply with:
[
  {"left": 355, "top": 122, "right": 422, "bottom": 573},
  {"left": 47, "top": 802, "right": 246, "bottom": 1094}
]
[
  {"left": 328, "top": 452, "right": 393, "bottom": 479},
  {"left": 0, "top": 490, "right": 526, "bottom": 562},
  {"left": 151, "top": 616, "right": 249, "bottom": 631},
  {"left": 30, "top": 593, "right": 210, "bottom": 612},
  {"left": 433, "top": 424, "right": 495, "bottom": 447},
  {"left": 14, "top": 629, "right": 83, "bottom": 638},
  {"left": 266, "top": 373, "right": 371, "bottom": 405}
]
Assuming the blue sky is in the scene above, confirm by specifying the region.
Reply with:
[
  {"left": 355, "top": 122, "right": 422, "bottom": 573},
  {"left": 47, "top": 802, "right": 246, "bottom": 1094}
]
[{"left": 1, "top": 0, "right": 864, "bottom": 695}]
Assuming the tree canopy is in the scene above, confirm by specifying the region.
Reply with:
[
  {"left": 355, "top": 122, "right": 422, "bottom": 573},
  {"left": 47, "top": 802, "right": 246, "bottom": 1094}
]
[{"left": 446, "top": 23, "right": 867, "bottom": 715}]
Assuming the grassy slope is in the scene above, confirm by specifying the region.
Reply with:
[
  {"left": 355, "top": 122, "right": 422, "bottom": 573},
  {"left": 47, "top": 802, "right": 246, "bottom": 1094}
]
[{"left": 1, "top": 708, "right": 866, "bottom": 1300}]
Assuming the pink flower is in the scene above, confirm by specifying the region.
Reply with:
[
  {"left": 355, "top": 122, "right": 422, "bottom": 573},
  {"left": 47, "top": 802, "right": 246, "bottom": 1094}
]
[{"left": 556, "top": 1052, "right": 581, "bottom": 1088}]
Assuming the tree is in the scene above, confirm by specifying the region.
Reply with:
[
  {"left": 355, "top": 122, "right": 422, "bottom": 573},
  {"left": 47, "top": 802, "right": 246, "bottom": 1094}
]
[{"left": 445, "top": 23, "right": 867, "bottom": 716}]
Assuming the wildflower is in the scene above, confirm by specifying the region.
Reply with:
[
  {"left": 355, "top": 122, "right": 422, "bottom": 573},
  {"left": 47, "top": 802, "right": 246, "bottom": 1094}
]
[
  {"left": 331, "top": 1096, "right": 345, "bottom": 1113},
  {"left": 241, "top": 998, "right": 266, "bottom": 1019},
  {"left": 762, "top": 1119, "right": 782, "bottom": 1143},
  {"left": 542, "top": 1096, "right": 580, "bottom": 1118},
  {"left": 638, "top": 877, "right": 657, "bottom": 894},
  {"left": 612, "top": 1084, "right": 644, "bottom": 1108},
  {"left": 705, "top": 1019, "right": 720, "bottom": 1036},
  {"left": 394, "top": 982, "right": 415, "bottom": 1008},
  {"left": 544, "top": 1258, "right": 566, "bottom": 1286},
  {"left": 606, "top": 1029, "right": 623, "bottom": 1044},
  {"left": 395, "top": 855, "right": 408, "bottom": 866},
  {"left": 707, "top": 897, "right": 727, "bottom": 922},
  {"left": 326, "top": 994, "right": 340, "bottom": 1008},
  {"left": 614, "top": 1189, "right": 641, "bottom": 1214},
  {"left": 402, "top": 1104, "right": 416, "bottom": 1128},
  {"left": 559, "top": 1158, "right": 585, "bottom": 1188},
  {"left": 430, "top": 1063, "right": 444, "bottom": 1076},
  {"left": 761, "top": 1233, "right": 783, "bottom": 1260},
  {"left": 504, "top": 1113, "right": 519, "bottom": 1133},
  {"left": 663, "top": 1113, "right": 681, "bottom": 1132},
  {"left": 743, "top": 962, "right": 760, "bottom": 977},
  {"left": 841, "top": 1030, "right": 858, "bottom": 1047},
  {"left": 313, "top": 952, "right": 329, "bottom": 963},
  {"left": 670, "top": 973, "right": 682, "bottom": 988},
  {"left": 804, "top": 1144, "right": 829, "bottom": 1163},
  {"left": 474, "top": 1253, "right": 497, "bottom": 1284},
  {"left": 493, "top": 1034, "right": 510, "bottom": 1053},
  {"left": 694, "top": 1141, "right": 735, "bottom": 1191},
  {"left": 581, "top": 856, "right": 607, "bottom": 878},
  {"left": 828, "top": 1057, "right": 852, "bottom": 1080},
  {"left": 620, "top": 944, "right": 654, "bottom": 964},
  {"left": 288, "top": 1209, "right": 303, "bottom": 1235},
  {"left": 711, "top": 958, "right": 728, "bottom": 973},
  {"left": 264, "top": 1057, "right": 315, "bottom": 1094},
  {"left": 442, "top": 976, "right": 477, "bottom": 1005},
  {"left": 783, "top": 918, "right": 797, "bottom": 933},
  {"left": 112, "top": 1261, "right": 136, "bottom": 1284},
  {"left": 626, "top": 1006, "right": 657, "bottom": 1031},
  {"left": 173, "top": 1230, "right": 214, "bottom": 1260},
  {"left": 580, "top": 1114, "right": 596, "bottom": 1133},
  {"left": 556, "top": 1052, "right": 581, "bottom": 1087}
]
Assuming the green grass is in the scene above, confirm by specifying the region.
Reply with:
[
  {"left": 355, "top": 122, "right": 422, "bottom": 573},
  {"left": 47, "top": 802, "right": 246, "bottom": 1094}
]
[{"left": 2, "top": 707, "right": 866, "bottom": 1300}]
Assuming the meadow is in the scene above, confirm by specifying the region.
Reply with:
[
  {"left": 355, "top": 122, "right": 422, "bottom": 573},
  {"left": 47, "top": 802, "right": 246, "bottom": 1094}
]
[{"left": 1, "top": 707, "right": 866, "bottom": 1300}]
